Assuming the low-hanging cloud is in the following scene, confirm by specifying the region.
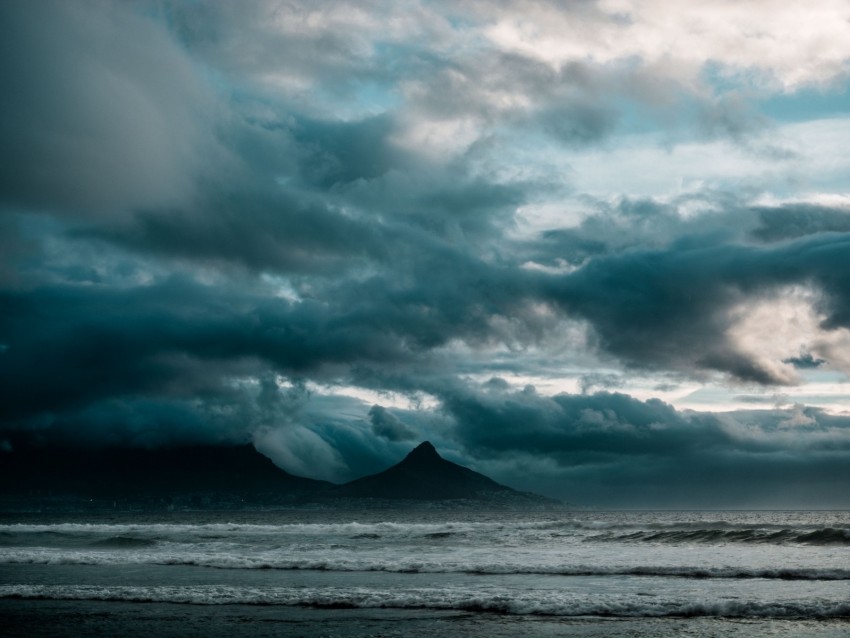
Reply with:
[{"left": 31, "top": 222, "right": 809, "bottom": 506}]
[
  {"left": 436, "top": 382, "right": 850, "bottom": 508},
  {"left": 369, "top": 405, "right": 417, "bottom": 442}
]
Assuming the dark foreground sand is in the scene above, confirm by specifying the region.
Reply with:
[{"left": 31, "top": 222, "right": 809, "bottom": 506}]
[{"left": 2, "top": 600, "right": 849, "bottom": 638}]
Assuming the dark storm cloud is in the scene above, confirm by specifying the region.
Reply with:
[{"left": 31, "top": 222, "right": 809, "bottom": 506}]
[
  {"left": 0, "top": 0, "right": 760, "bottom": 278},
  {"left": 5, "top": 197, "right": 850, "bottom": 444},
  {"left": 0, "top": 234, "right": 544, "bottom": 428},
  {"left": 750, "top": 203, "right": 850, "bottom": 242},
  {"left": 578, "top": 373, "right": 624, "bottom": 394},
  {"left": 435, "top": 383, "right": 850, "bottom": 507},
  {"left": 96, "top": 188, "right": 387, "bottom": 274},
  {"left": 543, "top": 229, "right": 850, "bottom": 384},
  {"left": 291, "top": 115, "right": 410, "bottom": 188},
  {"left": 783, "top": 353, "right": 826, "bottom": 369},
  {"left": 0, "top": 215, "right": 37, "bottom": 286},
  {"left": 0, "top": 277, "right": 401, "bottom": 423},
  {"left": 338, "top": 165, "right": 530, "bottom": 242},
  {"left": 442, "top": 384, "right": 702, "bottom": 461},
  {"left": 164, "top": 0, "right": 629, "bottom": 154},
  {"left": 526, "top": 197, "right": 850, "bottom": 386},
  {"left": 68, "top": 90, "right": 528, "bottom": 273},
  {"left": 530, "top": 192, "right": 755, "bottom": 267},
  {"left": 368, "top": 405, "right": 417, "bottom": 442},
  {"left": 0, "top": 0, "right": 496, "bottom": 276},
  {"left": 0, "top": 1, "right": 221, "bottom": 217},
  {"left": 3, "top": 0, "right": 850, "bottom": 509}
]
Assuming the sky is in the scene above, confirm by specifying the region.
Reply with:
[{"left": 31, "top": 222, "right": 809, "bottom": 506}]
[{"left": 2, "top": 0, "right": 850, "bottom": 508}]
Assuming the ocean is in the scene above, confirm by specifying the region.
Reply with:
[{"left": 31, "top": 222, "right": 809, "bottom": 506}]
[{"left": 1, "top": 509, "right": 848, "bottom": 637}]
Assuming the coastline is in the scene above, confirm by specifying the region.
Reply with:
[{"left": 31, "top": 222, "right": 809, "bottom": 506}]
[{"left": 3, "top": 600, "right": 849, "bottom": 638}]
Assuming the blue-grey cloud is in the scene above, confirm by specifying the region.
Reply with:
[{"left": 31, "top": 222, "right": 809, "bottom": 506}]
[
  {"left": 0, "top": 1, "right": 222, "bottom": 216},
  {"left": 751, "top": 204, "right": 850, "bottom": 242},
  {"left": 545, "top": 231, "right": 850, "bottom": 383},
  {"left": 3, "top": 0, "right": 850, "bottom": 507},
  {"left": 435, "top": 383, "right": 850, "bottom": 508},
  {"left": 369, "top": 405, "right": 417, "bottom": 442}
]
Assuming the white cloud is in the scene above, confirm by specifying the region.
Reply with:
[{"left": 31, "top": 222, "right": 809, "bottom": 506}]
[
  {"left": 484, "top": 0, "right": 850, "bottom": 89},
  {"left": 725, "top": 285, "right": 850, "bottom": 382},
  {"left": 547, "top": 117, "right": 850, "bottom": 200}
]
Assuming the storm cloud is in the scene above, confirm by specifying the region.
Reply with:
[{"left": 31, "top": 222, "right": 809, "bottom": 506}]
[
  {"left": 2, "top": 0, "right": 850, "bottom": 506},
  {"left": 435, "top": 383, "right": 850, "bottom": 508}
]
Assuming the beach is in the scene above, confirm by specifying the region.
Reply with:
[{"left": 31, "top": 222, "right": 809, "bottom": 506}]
[{"left": 1, "top": 509, "right": 848, "bottom": 636}]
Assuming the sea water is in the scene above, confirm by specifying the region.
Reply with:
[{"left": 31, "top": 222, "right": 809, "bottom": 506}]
[{"left": 1, "top": 510, "right": 848, "bottom": 637}]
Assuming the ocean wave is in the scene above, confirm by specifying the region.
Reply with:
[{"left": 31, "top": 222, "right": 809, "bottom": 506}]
[
  {"left": 88, "top": 536, "right": 158, "bottom": 549},
  {"left": 3, "top": 521, "right": 847, "bottom": 552},
  {"left": 2, "top": 519, "right": 845, "bottom": 537},
  {"left": 0, "top": 522, "right": 489, "bottom": 544},
  {"left": 0, "top": 522, "right": 486, "bottom": 533},
  {"left": 587, "top": 527, "right": 850, "bottom": 546},
  {"left": 2, "top": 584, "right": 848, "bottom": 618},
  {"left": 2, "top": 549, "right": 847, "bottom": 580}
]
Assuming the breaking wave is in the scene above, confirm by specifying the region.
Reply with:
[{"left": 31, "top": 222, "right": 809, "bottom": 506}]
[
  {"left": 3, "top": 520, "right": 847, "bottom": 545},
  {"left": 2, "top": 584, "right": 848, "bottom": 618},
  {"left": 588, "top": 527, "right": 850, "bottom": 546},
  {"left": 2, "top": 549, "right": 847, "bottom": 580}
]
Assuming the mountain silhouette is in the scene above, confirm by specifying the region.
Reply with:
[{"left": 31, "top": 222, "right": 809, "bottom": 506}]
[
  {"left": 331, "top": 441, "right": 554, "bottom": 505},
  {"left": 0, "top": 444, "right": 331, "bottom": 509},
  {"left": 1, "top": 440, "right": 561, "bottom": 510}
]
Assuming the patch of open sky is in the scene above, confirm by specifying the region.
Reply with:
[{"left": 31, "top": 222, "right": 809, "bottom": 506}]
[
  {"left": 554, "top": 114, "right": 850, "bottom": 201},
  {"left": 677, "top": 374, "right": 850, "bottom": 414},
  {"left": 757, "top": 84, "right": 850, "bottom": 124},
  {"left": 259, "top": 273, "right": 301, "bottom": 302},
  {"left": 701, "top": 61, "right": 850, "bottom": 122},
  {"left": 312, "top": 80, "right": 401, "bottom": 120},
  {"left": 307, "top": 382, "right": 439, "bottom": 412},
  {"left": 700, "top": 61, "right": 775, "bottom": 95},
  {"left": 614, "top": 100, "right": 665, "bottom": 136},
  {"left": 613, "top": 88, "right": 700, "bottom": 138}
]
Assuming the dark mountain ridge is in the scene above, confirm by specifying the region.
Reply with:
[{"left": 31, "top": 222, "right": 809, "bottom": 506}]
[
  {"left": 333, "top": 441, "right": 514, "bottom": 500},
  {"left": 0, "top": 444, "right": 331, "bottom": 510},
  {"left": 1, "top": 440, "right": 562, "bottom": 511}
]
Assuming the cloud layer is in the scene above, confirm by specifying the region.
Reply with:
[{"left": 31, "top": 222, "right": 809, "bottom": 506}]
[{"left": 2, "top": 0, "right": 850, "bottom": 506}]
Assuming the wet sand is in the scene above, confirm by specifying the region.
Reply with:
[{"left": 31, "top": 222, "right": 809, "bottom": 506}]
[{"left": 2, "top": 599, "right": 849, "bottom": 638}]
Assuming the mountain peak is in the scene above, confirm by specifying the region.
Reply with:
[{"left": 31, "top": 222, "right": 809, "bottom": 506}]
[
  {"left": 335, "top": 440, "right": 517, "bottom": 501},
  {"left": 404, "top": 440, "right": 440, "bottom": 462}
]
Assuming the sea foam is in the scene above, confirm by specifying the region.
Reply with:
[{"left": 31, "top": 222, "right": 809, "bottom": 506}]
[{"left": 3, "top": 584, "right": 849, "bottom": 618}]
